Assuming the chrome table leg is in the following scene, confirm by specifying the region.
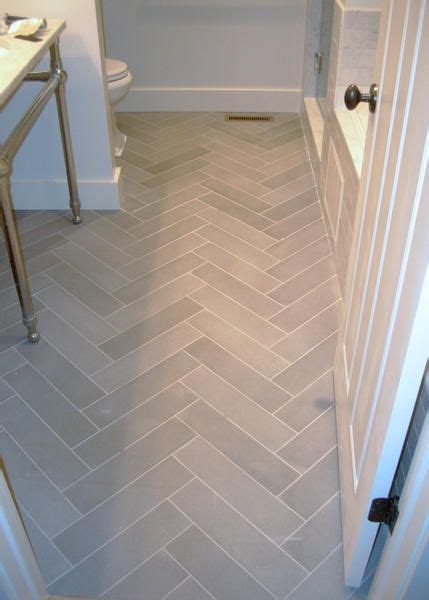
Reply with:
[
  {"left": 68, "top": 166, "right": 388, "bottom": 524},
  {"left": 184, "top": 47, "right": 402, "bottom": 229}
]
[
  {"left": 0, "top": 159, "right": 40, "bottom": 343},
  {"left": 50, "top": 40, "right": 82, "bottom": 225}
]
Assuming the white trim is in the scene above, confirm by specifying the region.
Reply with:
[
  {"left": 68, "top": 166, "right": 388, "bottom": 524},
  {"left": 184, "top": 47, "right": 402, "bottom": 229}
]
[
  {"left": 10, "top": 167, "right": 123, "bottom": 211},
  {"left": 118, "top": 87, "right": 302, "bottom": 113}
]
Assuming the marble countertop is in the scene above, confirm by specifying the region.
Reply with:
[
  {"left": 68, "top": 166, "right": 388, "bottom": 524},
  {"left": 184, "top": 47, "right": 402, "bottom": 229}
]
[{"left": 0, "top": 19, "right": 65, "bottom": 107}]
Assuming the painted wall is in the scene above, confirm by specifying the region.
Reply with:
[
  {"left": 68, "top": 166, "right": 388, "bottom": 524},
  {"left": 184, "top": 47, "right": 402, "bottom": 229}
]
[
  {"left": 102, "top": 0, "right": 307, "bottom": 113},
  {"left": 0, "top": 0, "right": 121, "bottom": 209}
]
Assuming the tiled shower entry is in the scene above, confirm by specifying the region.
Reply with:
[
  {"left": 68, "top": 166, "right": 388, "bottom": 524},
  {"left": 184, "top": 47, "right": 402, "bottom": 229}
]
[{"left": 0, "top": 113, "right": 368, "bottom": 599}]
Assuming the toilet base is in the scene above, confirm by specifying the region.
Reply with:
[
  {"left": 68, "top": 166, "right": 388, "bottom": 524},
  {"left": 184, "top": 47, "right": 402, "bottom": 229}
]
[{"left": 111, "top": 110, "right": 128, "bottom": 158}]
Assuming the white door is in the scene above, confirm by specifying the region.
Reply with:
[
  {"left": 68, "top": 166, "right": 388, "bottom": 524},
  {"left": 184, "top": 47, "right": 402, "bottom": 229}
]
[{"left": 334, "top": 0, "right": 429, "bottom": 587}]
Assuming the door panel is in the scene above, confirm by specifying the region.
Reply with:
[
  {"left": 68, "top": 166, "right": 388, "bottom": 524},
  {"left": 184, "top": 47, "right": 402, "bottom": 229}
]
[{"left": 335, "top": 0, "right": 429, "bottom": 586}]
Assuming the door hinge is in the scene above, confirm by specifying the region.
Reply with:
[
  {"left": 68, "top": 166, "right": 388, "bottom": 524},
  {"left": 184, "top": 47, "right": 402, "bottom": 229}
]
[{"left": 368, "top": 496, "right": 400, "bottom": 533}]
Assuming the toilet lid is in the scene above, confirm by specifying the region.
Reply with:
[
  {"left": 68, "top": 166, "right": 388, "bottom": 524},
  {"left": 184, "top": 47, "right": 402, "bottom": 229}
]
[{"left": 106, "top": 58, "right": 128, "bottom": 82}]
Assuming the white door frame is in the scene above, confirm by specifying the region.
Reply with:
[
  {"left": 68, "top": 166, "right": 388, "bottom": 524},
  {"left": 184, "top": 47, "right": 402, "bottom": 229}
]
[{"left": 369, "top": 384, "right": 429, "bottom": 599}]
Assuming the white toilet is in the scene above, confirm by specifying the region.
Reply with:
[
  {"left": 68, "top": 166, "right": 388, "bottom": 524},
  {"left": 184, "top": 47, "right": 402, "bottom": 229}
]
[{"left": 105, "top": 58, "right": 133, "bottom": 157}]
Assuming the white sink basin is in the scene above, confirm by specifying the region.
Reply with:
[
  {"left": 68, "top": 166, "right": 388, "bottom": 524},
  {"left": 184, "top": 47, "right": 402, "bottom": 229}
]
[{"left": 0, "top": 40, "right": 10, "bottom": 58}]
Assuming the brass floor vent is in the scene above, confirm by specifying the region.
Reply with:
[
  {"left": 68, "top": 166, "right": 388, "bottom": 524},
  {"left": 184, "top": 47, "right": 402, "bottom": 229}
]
[{"left": 225, "top": 114, "right": 274, "bottom": 122}]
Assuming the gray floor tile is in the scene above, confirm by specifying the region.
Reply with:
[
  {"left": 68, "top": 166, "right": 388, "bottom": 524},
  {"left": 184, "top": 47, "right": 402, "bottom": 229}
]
[
  {"left": 188, "top": 311, "right": 287, "bottom": 379},
  {"left": 85, "top": 217, "right": 138, "bottom": 249},
  {"left": 36, "top": 284, "right": 118, "bottom": 345},
  {"left": 164, "top": 577, "right": 213, "bottom": 600},
  {"left": 280, "top": 448, "right": 340, "bottom": 519},
  {"left": 267, "top": 237, "right": 331, "bottom": 282},
  {"left": 263, "top": 161, "right": 312, "bottom": 190},
  {"left": 65, "top": 419, "right": 195, "bottom": 514},
  {"left": 0, "top": 396, "right": 88, "bottom": 489},
  {"left": 93, "top": 323, "right": 200, "bottom": 393},
  {"left": 113, "top": 253, "right": 204, "bottom": 304},
  {"left": 265, "top": 202, "right": 323, "bottom": 240},
  {"left": 126, "top": 216, "right": 206, "bottom": 259},
  {"left": 278, "top": 407, "right": 338, "bottom": 473},
  {"left": 262, "top": 173, "right": 316, "bottom": 207},
  {"left": 107, "top": 274, "right": 204, "bottom": 331},
  {"left": 276, "top": 371, "right": 335, "bottom": 432},
  {"left": 76, "top": 383, "right": 197, "bottom": 468},
  {"left": 201, "top": 163, "right": 270, "bottom": 197},
  {"left": 190, "top": 285, "right": 285, "bottom": 347},
  {"left": 274, "top": 334, "right": 338, "bottom": 396},
  {"left": 198, "top": 207, "right": 275, "bottom": 249},
  {"left": 0, "top": 298, "right": 44, "bottom": 332},
  {"left": 58, "top": 227, "right": 133, "bottom": 269},
  {"left": 185, "top": 337, "right": 291, "bottom": 412},
  {"left": 121, "top": 233, "right": 205, "bottom": 280},
  {"left": 4, "top": 365, "right": 96, "bottom": 447},
  {"left": 200, "top": 192, "right": 272, "bottom": 231},
  {"left": 267, "top": 219, "right": 327, "bottom": 260},
  {"left": 202, "top": 178, "right": 271, "bottom": 213},
  {"left": 269, "top": 256, "right": 337, "bottom": 307},
  {"left": 176, "top": 437, "right": 303, "bottom": 545},
  {"left": 172, "top": 479, "right": 307, "bottom": 597},
  {"left": 167, "top": 527, "right": 273, "bottom": 600},
  {"left": 264, "top": 187, "right": 318, "bottom": 222},
  {"left": 135, "top": 185, "right": 207, "bottom": 221},
  {"left": 273, "top": 303, "right": 339, "bottom": 362},
  {"left": 138, "top": 172, "right": 209, "bottom": 206},
  {"left": 208, "top": 150, "right": 267, "bottom": 183},
  {"left": 99, "top": 208, "right": 142, "bottom": 231},
  {"left": 283, "top": 494, "right": 342, "bottom": 572},
  {"left": 179, "top": 401, "right": 297, "bottom": 494},
  {"left": 194, "top": 243, "right": 280, "bottom": 293},
  {"left": 0, "top": 273, "right": 52, "bottom": 311},
  {"left": 193, "top": 264, "right": 282, "bottom": 320},
  {"left": 197, "top": 223, "right": 276, "bottom": 270},
  {"left": 271, "top": 278, "right": 340, "bottom": 333},
  {"left": 143, "top": 158, "right": 209, "bottom": 189},
  {"left": 0, "top": 348, "right": 25, "bottom": 377},
  {"left": 0, "top": 252, "right": 60, "bottom": 292},
  {"left": 36, "top": 309, "right": 112, "bottom": 376},
  {"left": 0, "top": 379, "right": 14, "bottom": 403},
  {"left": 100, "top": 298, "right": 202, "bottom": 361},
  {"left": 131, "top": 200, "right": 207, "bottom": 239},
  {"left": 0, "top": 431, "right": 79, "bottom": 537},
  {"left": 85, "top": 351, "right": 198, "bottom": 428},
  {"left": 146, "top": 146, "right": 210, "bottom": 175},
  {"left": 17, "top": 339, "right": 105, "bottom": 410},
  {"left": 183, "top": 366, "right": 294, "bottom": 450},
  {"left": 47, "top": 263, "right": 123, "bottom": 317},
  {"left": 54, "top": 458, "right": 192, "bottom": 564},
  {"left": 49, "top": 502, "right": 190, "bottom": 598},
  {"left": 103, "top": 550, "right": 187, "bottom": 600}
]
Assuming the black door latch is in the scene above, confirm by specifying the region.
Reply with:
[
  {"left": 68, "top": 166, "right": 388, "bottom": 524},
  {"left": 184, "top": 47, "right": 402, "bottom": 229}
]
[{"left": 368, "top": 496, "right": 400, "bottom": 533}]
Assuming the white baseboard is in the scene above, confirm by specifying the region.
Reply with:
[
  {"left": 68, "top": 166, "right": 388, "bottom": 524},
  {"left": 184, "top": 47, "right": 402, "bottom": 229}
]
[
  {"left": 10, "top": 167, "right": 123, "bottom": 211},
  {"left": 118, "top": 87, "right": 303, "bottom": 113}
]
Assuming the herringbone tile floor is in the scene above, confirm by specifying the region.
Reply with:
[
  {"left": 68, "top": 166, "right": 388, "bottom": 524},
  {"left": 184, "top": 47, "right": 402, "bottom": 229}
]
[{"left": 0, "top": 112, "right": 366, "bottom": 599}]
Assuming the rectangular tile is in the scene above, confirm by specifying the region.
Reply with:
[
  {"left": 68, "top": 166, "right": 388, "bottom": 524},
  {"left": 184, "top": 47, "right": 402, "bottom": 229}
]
[
  {"left": 193, "top": 264, "right": 282, "bottom": 320},
  {"left": 0, "top": 298, "right": 44, "bottom": 332},
  {"left": 260, "top": 148, "right": 308, "bottom": 178},
  {"left": 200, "top": 192, "right": 272, "bottom": 231},
  {"left": 0, "top": 431, "right": 79, "bottom": 537},
  {"left": 85, "top": 217, "right": 138, "bottom": 249},
  {"left": 0, "top": 252, "right": 60, "bottom": 292},
  {"left": 101, "top": 298, "right": 202, "bottom": 360},
  {"left": 131, "top": 200, "right": 207, "bottom": 239},
  {"left": 267, "top": 237, "right": 332, "bottom": 282},
  {"left": 208, "top": 151, "right": 267, "bottom": 183},
  {"left": 0, "top": 348, "right": 25, "bottom": 377},
  {"left": 259, "top": 127, "right": 303, "bottom": 151},
  {"left": 93, "top": 323, "right": 200, "bottom": 393},
  {"left": 138, "top": 172, "right": 209, "bottom": 206},
  {"left": 47, "top": 263, "right": 123, "bottom": 317},
  {"left": 201, "top": 178, "right": 271, "bottom": 213},
  {"left": 76, "top": 383, "right": 197, "bottom": 468},
  {"left": 197, "top": 224, "right": 276, "bottom": 270},
  {"left": 271, "top": 278, "right": 340, "bottom": 333},
  {"left": 198, "top": 207, "right": 275, "bottom": 249},
  {"left": 54, "top": 458, "right": 192, "bottom": 564},
  {"left": 276, "top": 371, "right": 335, "bottom": 432},
  {"left": 273, "top": 304, "right": 339, "bottom": 363},
  {"left": 143, "top": 158, "right": 209, "bottom": 188},
  {"left": 267, "top": 219, "right": 327, "bottom": 260},
  {"left": 53, "top": 242, "right": 128, "bottom": 292},
  {"left": 186, "top": 337, "right": 290, "bottom": 412},
  {"left": 188, "top": 311, "right": 287, "bottom": 379},
  {"left": 98, "top": 209, "right": 142, "bottom": 231},
  {"left": 126, "top": 216, "right": 206, "bottom": 258},
  {"left": 274, "top": 334, "right": 338, "bottom": 396},
  {"left": 167, "top": 527, "right": 273, "bottom": 600},
  {"left": 57, "top": 227, "right": 133, "bottom": 269},
  {"left": 134, "top": 184, "right": 207, "bottom": 221},
  {"left": 49, "top": 502, "right": 190, "bottom": 598},
  {"left": 201, "top": 164, "right": 270, "bottom": 198},
  {"left": 262, "top": 137, "right": 309, "bottom": 164},
  {"left": 262, "top": 161, "right": 312, "bottom": 190},
  {"left": 36, "top": 284, "right": 118, "bottom": 345},
  {"left": 0, "top": 379, "right": 14, "bottom": 403},
  {"left": 85, "top": 351, "right": 198, "bottom": 428},
  {"left": 103, "top": 550, "right": 187, "bottom": 600},
  {"left": 114, "top": 253, "right": 204, "bottom": 304},
  {"left": 36, "top": 309, "right": 112, "bottom": 376},
  {"left": 176, "top": 437, "right": 303, "bottom": 545},
  {"left": 269, "top": 256, "right": 337, "bottom": 306},
  {"left": 164, "top": 577, "right": 213, "bottom": 600},
  {"left": 205, "top": 141, "right": 266, "bottom": 170},
  {"left": 146, "top": 146, "right": 210, "bottom": 175},
  {"left": 0, "top": 396, "right": 88, "bottom": 489},
  {"left": 179, "top": 401, "right": 297, "bottom": 493},
  {"left": 280, "top": 448, "right": 340, "bottom": 520},
  {"left": 65, "top": 419, "right": 195, "bottom": 513},
  {"left": 107, "top": 274, "right": 204, "bottom": 331},
  {"left": 172, "top": 480, "right": 306, "bottom": 597},
  {"left": 0, "top": 273, "right": 52, "bottom": 311},
  {"left": 194, "top": 244, "right": 279, "bottom": 294},
  {"left": 18, "top": 339, "right": 105, "bottom": 410},
  {"left": 264, "top": 188, "right": 319, "bottom": 223},
  {"left": 4, "top": 364, "right": 97, "bottom": 447},
  {"left": 121, "top": 233, "right": 205, "bottom": 280},
  {"left": 262, "top": 174, "right": 316, "bottom": 210}
]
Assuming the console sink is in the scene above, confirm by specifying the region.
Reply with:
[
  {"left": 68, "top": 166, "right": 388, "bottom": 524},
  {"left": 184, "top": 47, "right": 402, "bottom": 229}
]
[{"left": 0, "top": 40, "right": 10, "bottom": 58}]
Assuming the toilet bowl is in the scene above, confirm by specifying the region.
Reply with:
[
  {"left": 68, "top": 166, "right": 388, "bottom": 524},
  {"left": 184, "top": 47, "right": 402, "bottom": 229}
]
[{"left": 106, "top": 58, "right": 133, "bottom": 157}]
